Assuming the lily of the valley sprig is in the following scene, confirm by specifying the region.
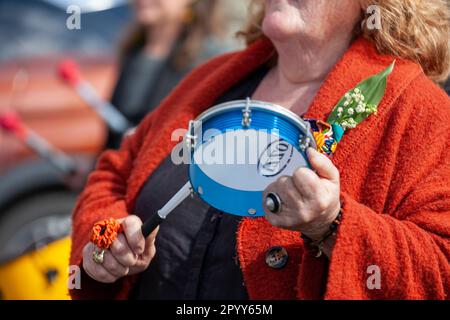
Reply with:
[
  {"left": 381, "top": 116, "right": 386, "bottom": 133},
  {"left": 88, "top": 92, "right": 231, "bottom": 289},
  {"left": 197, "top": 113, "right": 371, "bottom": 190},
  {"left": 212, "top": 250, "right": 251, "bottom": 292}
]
[
  {"left": 333, "top": 88, "right": 378, "bottom": 130},
  {"left": 327, "top": 60, "right": 396, "bottom": 142}
]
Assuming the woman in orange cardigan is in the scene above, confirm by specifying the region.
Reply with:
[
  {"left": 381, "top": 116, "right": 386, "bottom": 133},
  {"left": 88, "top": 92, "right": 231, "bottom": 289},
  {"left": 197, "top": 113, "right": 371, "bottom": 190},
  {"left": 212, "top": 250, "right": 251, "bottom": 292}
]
[{"left": 70, "top": 0, "right": 450, "bottom": 299}]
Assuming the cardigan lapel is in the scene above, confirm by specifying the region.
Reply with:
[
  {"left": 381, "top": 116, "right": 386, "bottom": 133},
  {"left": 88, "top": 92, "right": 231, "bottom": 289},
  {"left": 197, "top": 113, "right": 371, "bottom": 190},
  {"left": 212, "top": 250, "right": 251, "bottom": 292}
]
[
  {"left": 238, "top": 37, "right": 422, "bottom": 300},
  {"left": 304, "top": 37, "right": 422, "bottom": 166}
]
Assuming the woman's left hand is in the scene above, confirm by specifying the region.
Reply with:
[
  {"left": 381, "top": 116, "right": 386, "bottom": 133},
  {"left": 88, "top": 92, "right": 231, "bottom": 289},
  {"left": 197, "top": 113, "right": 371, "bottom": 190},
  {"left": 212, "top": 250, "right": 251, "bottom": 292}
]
[{"left": 263, "top": 148, "right": 341, "bottom": 241}]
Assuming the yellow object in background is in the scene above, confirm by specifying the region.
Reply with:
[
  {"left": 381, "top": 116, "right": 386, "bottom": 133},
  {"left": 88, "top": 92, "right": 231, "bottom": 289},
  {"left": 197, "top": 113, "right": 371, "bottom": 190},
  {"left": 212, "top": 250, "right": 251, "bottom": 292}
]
[{"left": 0, "top": 237, "right": 71, "bottom": 300}]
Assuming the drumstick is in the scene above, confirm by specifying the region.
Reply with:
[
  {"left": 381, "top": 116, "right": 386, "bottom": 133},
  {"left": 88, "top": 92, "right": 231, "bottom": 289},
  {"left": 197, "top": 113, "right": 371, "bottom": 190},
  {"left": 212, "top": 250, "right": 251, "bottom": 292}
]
[
  {"left": 0, "top": 111, "right": 77, "bottom": 176},
  {"left": 58, "top": 59, "right": 132, "bottom": 134},
  {"left": 141, "top": 181, "right": 193, "bottom": 237}
]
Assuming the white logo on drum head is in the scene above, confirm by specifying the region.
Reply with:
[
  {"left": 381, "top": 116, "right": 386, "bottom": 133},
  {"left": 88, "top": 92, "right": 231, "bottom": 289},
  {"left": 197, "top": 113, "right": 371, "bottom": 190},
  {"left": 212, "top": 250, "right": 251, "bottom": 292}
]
[{"left": 258, "top": 140, "right": 293, "bottom": 177}]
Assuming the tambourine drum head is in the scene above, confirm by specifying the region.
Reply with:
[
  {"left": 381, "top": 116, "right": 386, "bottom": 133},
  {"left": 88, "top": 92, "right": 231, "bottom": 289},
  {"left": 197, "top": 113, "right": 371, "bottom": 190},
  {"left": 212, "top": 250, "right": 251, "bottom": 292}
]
[{"left": 188, "top": 100, "right": 315, "bottom": 217}]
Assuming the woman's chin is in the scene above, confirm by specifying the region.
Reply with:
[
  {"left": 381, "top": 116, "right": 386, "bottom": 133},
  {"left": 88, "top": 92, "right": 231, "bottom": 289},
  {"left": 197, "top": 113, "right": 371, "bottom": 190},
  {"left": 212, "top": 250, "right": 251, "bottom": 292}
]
[{"left": 262, "top": 14, "right": 301, "bottom": 42}]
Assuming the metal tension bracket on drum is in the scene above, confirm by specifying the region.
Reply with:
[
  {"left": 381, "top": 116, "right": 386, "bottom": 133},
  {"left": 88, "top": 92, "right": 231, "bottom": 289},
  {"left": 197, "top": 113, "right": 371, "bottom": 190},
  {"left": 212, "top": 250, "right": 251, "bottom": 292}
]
[
  {"left": 185, "top": 120, "right": 197, "bottom": 152},
  {"left": 298, "top": 121, "right": 313, "bottom": 152},
  {"left": 241, "top": 97, "right": 252, "bottom": 128}
]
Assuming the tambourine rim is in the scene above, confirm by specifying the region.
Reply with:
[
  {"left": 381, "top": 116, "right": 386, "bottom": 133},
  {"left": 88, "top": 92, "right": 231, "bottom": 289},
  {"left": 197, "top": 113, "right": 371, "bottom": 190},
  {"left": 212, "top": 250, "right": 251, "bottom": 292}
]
[{"left": 192, "top": 99, "right": 317, "bottom": 149}]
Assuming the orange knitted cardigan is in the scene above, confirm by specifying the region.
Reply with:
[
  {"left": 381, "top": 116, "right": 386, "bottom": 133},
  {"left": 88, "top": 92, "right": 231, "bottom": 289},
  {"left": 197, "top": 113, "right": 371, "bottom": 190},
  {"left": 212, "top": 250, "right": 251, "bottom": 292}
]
[{"left": 70, "top": 37, "right": 450, "bottom": 300}]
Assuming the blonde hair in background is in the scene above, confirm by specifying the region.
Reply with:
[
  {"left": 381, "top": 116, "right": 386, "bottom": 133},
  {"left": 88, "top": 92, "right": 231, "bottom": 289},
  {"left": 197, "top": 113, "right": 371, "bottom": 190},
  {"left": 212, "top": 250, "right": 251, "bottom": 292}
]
[{"left": 239, "top": 0, "right": 450, "bottom": 82}]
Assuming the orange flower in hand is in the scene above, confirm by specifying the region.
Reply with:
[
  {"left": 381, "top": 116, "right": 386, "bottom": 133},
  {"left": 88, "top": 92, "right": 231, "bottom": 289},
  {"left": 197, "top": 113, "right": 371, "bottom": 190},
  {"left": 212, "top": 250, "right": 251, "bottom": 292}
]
[{"left": 91, "top": 218, "right": 123, "bottom": 249}]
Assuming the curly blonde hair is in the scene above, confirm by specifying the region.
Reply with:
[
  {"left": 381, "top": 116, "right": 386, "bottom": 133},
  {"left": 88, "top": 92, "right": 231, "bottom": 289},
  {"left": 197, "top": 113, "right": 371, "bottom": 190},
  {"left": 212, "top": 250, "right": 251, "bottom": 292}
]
[{"left": 239, "top": 0, "right": 450, "bottom": 82}]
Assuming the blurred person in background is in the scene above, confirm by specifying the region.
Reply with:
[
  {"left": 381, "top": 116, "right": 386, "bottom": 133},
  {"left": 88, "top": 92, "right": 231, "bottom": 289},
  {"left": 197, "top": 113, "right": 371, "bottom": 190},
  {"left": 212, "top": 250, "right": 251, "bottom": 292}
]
[{"left": 107, "top": 0, "right": 235, "bottom": 148}]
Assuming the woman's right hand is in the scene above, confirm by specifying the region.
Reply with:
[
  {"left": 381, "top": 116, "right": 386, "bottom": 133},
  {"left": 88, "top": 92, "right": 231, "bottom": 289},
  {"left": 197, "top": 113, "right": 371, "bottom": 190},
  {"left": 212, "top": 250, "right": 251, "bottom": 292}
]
[{"left": 82, "top": 215, "right": 158, "bottom": 283}]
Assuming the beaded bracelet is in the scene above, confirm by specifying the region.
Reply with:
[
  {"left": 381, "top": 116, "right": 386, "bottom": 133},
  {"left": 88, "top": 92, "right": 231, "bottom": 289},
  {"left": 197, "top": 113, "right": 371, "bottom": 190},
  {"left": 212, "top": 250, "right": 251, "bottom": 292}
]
[{"left": 301, "top": 210, "right": 342, "bottom": 258}]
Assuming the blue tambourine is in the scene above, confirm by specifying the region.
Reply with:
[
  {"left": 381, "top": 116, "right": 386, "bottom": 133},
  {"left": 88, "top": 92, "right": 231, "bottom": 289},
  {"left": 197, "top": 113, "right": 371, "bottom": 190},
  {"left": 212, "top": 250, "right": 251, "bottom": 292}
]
[{"left": 141, "top": 99, "right": 316, "bottom": 237}]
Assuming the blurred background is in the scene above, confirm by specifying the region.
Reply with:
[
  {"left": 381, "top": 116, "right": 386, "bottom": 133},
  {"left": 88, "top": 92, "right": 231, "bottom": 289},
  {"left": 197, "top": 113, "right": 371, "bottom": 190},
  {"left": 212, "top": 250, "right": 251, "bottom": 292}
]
[
  {"left": 0, "top": 0, "right": 449, "bottom": 300},
  {"left": 0, "top": 0, "right": 249, "bottom": 299}
]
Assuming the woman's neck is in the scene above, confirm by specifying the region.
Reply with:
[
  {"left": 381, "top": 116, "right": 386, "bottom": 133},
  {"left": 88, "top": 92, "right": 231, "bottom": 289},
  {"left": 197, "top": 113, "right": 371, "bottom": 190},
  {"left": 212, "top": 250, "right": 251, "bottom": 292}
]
[
  {"left": 144, "top": 20, "right": 184, "bottom": 58},
  {"left": 253, "top": 34, "right": 354, "bottom": 115},
  {"left": 275, "top": 35, "right": 352, "bottom": 84}
]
